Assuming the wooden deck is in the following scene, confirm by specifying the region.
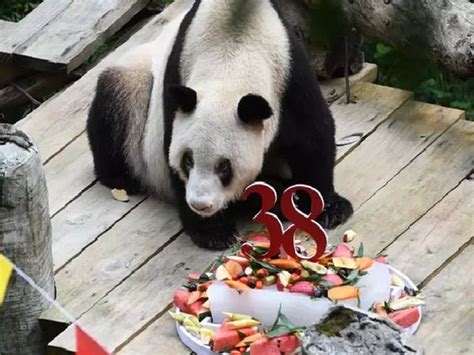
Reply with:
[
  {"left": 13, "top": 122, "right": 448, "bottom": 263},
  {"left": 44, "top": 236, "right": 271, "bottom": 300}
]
[
  {"left": 0, "top": 0, "right": 149, "bottom": 73},
  {"left": 14, "top": 2, "right": 473, "bottom": 354}
]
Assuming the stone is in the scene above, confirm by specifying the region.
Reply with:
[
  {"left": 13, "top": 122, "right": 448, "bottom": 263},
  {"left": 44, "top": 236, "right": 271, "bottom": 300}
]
[{"left": 302, "top": 307, "right": 424, "bottom": 355}]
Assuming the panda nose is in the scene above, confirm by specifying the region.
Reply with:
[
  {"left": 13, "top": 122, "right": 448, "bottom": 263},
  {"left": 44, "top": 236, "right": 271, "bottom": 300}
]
[{"left": 190, "top": 202, "right": 213, "bottom": 212}]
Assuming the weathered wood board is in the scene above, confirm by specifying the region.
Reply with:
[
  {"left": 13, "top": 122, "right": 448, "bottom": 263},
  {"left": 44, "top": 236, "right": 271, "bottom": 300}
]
[
  {"left": 331, "top": 118, "right": 472, "bottom": 255},
  {"left": 51, "top": 183, "right": 146, "bottom": 271},
  {"left": 385, "top": 178, "right": 473, "bottom": 286},
  {"left": 335, "top": 101, "right": 461, "bottom": 210},
  {"left": 416, "top": 243, "right": 474, "bottom": 355},
  {"left": 43, "top": 198, "right": 181, "bottom": 323},
  {"left": 0, "top": 0, "right": 149, "bottom": 73},
  {"left": 333, "top": 82, "right": 412, "bottom": 161},
  {"left": 49, "top": 236, "right": 221, "bottom": 353},
  {"left": 117, "top": 308, "right": 191, "bottom": 355},
  {"left": 45, "top": 134, "right": 94, "bottom": 216}
]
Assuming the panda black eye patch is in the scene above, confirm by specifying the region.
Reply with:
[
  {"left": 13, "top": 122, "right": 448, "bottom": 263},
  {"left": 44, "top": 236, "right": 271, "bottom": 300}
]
[
  {"left": 181, "top": 150, "right": 194, "bottom": 177},
  {"left": 215, "top": 159, "right": 232, "bottom": 186}
]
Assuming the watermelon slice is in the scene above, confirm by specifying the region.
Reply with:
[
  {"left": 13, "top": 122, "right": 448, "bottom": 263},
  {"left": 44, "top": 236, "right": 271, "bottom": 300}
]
[
  {"left": 289, "top": 281, "right": 315, "bottom": 296},
  {"left": 212, "top": 328, "right": 256, "bottom": 352},
  {"left": 332, "top": 243, "right": 354, "bottom": 258},
  {"left": 173, "top": 290, "right": 189, "bottom": 313},
  {"left": 322, "top": 274, "right": 344, "bottom": 286},
  {"left": 388, "top": 307, "right": 421, "bottom": 328},
  {"left": 187, "top": 300, "right": 211, "bottom": 321},
  {"left": 250, "top": 335, "right": 299, "bottom": 355}
]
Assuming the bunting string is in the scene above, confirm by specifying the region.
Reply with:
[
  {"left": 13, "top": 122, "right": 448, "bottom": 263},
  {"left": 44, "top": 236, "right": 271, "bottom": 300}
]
[{"left": 0, "top": 254, "right": 110, "bottom": 355}]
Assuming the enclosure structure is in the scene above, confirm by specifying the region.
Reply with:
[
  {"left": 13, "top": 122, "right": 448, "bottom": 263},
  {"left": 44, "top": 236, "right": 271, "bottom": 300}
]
[{"left": 1, "top": 1, "right": 473, "bottom": 354}]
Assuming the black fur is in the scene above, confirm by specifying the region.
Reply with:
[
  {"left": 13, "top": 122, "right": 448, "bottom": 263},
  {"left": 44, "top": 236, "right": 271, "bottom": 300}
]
[
  {"left": 87, "top": 68, "right": 149, "bottom": 193},
  {"left": 168, "top": 85, "right": 197, "bottom": 113},
  {"left": 164, "top": 0, "right": 238, "bottom": 250},
  {"left": 238, "top": 94, "right": 273, "bottom": 123},
  {"left": 268, "top": 0, "right": 353, "bottom": 228}
]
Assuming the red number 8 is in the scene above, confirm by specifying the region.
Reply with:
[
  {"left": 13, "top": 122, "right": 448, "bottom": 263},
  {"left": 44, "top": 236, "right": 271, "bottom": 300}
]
[{"left": 242, "top": 182, "right": 328, "bottom": 262}]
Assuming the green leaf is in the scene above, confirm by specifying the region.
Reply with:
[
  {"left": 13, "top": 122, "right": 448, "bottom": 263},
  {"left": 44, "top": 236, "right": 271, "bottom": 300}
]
[
  {"left": 376, "top": 43, "right": 393, "bottom": 56},
  {"left": 450, "top": 101, "right": 471, "bottom": 110},
  {"left": 250, "top": 259, "right": 280, "bottom": 274},
  {"left": 356, "top": 243, "right": 364, "bottom": 258},
  {"left": 266, "top": 325, "right": 300, "bottom": 338}
]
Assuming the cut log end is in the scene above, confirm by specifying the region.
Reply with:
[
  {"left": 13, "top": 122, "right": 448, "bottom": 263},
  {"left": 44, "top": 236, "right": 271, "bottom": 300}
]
[{"left": 1, "top": 124, "right": 54, "bottom": 355}]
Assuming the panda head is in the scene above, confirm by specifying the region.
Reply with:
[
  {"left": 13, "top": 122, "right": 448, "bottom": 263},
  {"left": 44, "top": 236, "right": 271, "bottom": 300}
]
[{"left": 168, "top": 84, "right": 273, "bottom": 217}]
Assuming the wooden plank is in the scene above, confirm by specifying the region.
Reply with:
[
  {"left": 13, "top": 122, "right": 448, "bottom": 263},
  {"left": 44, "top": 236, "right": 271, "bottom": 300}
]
[
  {"left": 330, "top": 118, "right": 473, "bottom": 255},
  {"left": 415, "top": 243, "right": 474, "bottom": 355},
  {"left": 0, "top": 0, "right": 149, "bottom": 73},
  {"left": 0, "top": 0, "right": 73, "bottom": 61},
  {"left": 14, "top": 0, "right": 149, "bottom": 72},
  {"left": 14, "top": 0, "right": 195, "bottom": 163},
  {"left": 334, "top": 101, "right": 460, "bottom": 210},
  {"left": 51, "top": 183, "right": 145, "bottom": 271},
  {"left": 321, "top": 62, "right": 378, "bottom": 103},
  {"left": 117, "top": 310, "right": 191, "bottom": 355},
  {"left": 42, "top": 198, "right": 181, "bottom": 323},
  {"left": 45, "top": 134, "right": 94, "bottom": 216},
  {"left": 0, "top": 20, "right": 16, "bottom": 33},
  {"left": 332, "top": 82, "right": 412, "bottom": 162},
  {"left": 48, "top": 235, "right": 221, "bottom": 353},
  {"left": 383, "top": 178, "right": 473, "bottom": 286}
]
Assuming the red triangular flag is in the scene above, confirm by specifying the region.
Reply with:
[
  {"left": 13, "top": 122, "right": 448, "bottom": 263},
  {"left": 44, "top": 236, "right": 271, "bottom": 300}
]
[{"left": 76, "top": 325, "right": 110, "bottom": 355}]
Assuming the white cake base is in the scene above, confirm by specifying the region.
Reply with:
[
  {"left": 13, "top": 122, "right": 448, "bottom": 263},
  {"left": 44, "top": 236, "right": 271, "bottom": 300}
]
[{"left": 175, "top": 266, "right": 422, "bottom": 355}]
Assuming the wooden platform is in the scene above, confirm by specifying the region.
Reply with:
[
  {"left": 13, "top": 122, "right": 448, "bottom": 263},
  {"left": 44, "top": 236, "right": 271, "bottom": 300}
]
[
  {"left": 0, "top": 0, "right": 149, "bottom": 73},
  {"left": 15, "top": 2, "right": 473, "bottom": 354}
]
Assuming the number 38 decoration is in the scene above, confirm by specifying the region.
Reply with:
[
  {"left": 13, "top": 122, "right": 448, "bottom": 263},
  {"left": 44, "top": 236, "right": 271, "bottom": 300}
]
[{"left": 242, "top": 182, "right": 328, "bottom": 262}]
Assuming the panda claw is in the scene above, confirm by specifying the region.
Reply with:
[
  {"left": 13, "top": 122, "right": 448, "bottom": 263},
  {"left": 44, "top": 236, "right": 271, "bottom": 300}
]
[{"left": 317, "top": 193, "right": 353, "bottom": 229}]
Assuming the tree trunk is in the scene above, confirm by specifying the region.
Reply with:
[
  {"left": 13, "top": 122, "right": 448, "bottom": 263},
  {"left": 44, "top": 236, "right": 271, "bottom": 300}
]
[
  {"left": 0, "top": 124, "right": 54, "bottom": 355},
  {"left": 277, "top": 0, "right": 364, "bottom": 79},
  {"left": 338, "top": 0, "right": 474, "bottom": 77}
]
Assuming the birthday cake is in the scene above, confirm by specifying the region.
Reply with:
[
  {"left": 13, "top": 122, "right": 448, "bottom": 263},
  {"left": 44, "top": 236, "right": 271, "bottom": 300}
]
[{"left": 170, "top": 231, "right": 424, "bottom": 354}]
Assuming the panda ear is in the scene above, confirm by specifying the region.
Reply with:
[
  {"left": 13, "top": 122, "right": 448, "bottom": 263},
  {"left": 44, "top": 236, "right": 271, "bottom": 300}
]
[
  {"left": 238, "top": 94, "right": 273, "bottom": 124},
  {"left": 168, "top": 85, "right": 197, "bottom": 113}
]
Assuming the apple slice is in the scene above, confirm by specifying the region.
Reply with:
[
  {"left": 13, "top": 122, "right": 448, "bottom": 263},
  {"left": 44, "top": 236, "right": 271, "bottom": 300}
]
[
  {"left": 225, "top": 255, "right": 249, "bottom": 269},
  {"left": 224, "top": 260, "right": 244, "bottom": 277},
  {"left": 215, "top": 264, "right": 232, "bottom": 281}
]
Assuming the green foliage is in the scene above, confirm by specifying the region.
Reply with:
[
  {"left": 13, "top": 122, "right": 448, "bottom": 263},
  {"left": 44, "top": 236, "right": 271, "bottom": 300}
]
[
  {"left": 363, "top": 42, "right": 474, "bottom": 121},
  {"left": 0, "top": 0, "right": 42, "bottom": 22}
]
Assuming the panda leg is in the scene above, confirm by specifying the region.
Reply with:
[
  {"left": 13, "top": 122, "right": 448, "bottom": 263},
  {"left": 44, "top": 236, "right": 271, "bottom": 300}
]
[
  {"left": 287, "top": 136, "right": 353, "bottom": 229},
  {"left": 87, "top": 69, "right": 142, "bottom": 194}
]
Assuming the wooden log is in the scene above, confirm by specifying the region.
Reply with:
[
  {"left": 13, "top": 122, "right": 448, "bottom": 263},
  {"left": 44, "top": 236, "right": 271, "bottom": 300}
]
[
  {"left": 338, "top": 0, "right": 474, "bottom": 77},
  {"left": 0, "top": 124, "right": 54, "bottom": 355}
]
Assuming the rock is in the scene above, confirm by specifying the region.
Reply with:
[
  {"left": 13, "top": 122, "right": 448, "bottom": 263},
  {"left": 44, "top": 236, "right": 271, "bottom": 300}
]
[{"left": 302, "top": 307, "right": 424, "bottom": 355}]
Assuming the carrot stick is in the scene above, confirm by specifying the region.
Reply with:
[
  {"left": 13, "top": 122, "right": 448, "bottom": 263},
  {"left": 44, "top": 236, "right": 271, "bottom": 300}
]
[{"left": 328, "top": 285, "right": 360, "bottom": 301}]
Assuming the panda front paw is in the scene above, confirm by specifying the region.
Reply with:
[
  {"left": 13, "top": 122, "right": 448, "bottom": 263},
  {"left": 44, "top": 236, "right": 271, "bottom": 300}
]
[
  {"left": 317, "top": 192, "right": 353, "bottom": 229},
  {"left": 188, "top": 228, "right": 237, "bottom": 251}
]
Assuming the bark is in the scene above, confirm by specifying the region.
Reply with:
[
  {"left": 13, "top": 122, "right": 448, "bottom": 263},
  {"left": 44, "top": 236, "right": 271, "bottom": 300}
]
[
  {"left": 277, "top": 0, "right": 364, "bottom": 79},
  {"left": 337, "top": 0, "right": 474, "bottom": 77},
  {"left": 0, "top": 124, "right": 54, "bottom": 355}
]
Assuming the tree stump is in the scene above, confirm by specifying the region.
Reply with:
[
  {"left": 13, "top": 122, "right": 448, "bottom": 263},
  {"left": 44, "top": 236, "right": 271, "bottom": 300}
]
[{"left": 0, "top": 124, "right": 54, "bottom": 355}]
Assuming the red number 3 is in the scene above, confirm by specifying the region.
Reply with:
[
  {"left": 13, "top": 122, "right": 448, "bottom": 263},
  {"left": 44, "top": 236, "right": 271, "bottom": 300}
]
[{"left": 242, "top": 182, "right": 328, "bottom": 262}]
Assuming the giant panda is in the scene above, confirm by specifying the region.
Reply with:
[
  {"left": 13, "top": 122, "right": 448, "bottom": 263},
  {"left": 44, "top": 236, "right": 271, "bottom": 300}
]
[{"left": 87, "top": 0, "right": 353, "bottom": 250}]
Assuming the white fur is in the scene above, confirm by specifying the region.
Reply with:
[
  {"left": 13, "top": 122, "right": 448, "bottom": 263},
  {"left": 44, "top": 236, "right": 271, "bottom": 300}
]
[
  {"left": 141, "top": 8, "right": 193, "bottom": 201},
  {"left": 168, "top": 0, "right": 291, "bottom": 215}
]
